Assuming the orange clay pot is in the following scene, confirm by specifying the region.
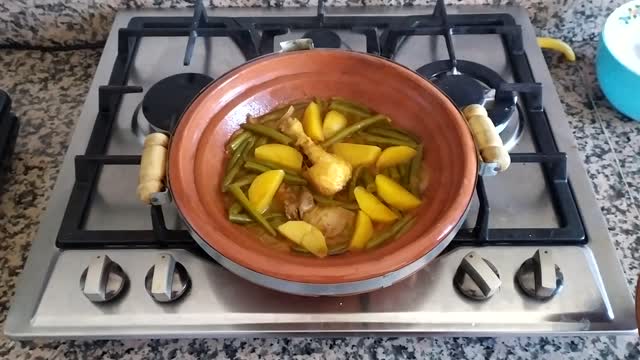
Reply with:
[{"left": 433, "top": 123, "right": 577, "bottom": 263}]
[{"left": 168, "top": 49, "right": 477, "bottom": 296}]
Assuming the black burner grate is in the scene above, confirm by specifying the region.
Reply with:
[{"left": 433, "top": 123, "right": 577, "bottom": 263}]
[{"left": 56, "top": 0, "right": 585, "bottom": 251}]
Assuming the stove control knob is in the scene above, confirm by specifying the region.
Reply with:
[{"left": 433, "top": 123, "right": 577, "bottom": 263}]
[
  {"left": 516, "top": 249, "right": 563, "bottom": 300},
  {"left": 80, "top": 255, "right": 128, "bottom": 303},
  {"left": 454, "top": 251, "right": 501, "bottom": 300},
  {"left": 145, "top": 254, "right": 190, "bottom": 303}
]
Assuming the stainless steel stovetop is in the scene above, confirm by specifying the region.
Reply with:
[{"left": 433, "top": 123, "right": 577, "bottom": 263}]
[{"left": 5, "top": 5, "right": 636, "bottom": 339}]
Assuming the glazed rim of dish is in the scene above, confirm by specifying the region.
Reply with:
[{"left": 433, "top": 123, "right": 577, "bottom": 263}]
[{"left": 168, "top": 49, "right": 478, "bottom": 284}]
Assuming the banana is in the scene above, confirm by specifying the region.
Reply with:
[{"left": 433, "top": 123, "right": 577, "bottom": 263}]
[{"left": 537, "top": 37, "right": 576, "bottom": 62}]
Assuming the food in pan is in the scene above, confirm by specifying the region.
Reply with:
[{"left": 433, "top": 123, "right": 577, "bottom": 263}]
[{"left": 222, "top": 98, "right": 424, "bottom": 257}]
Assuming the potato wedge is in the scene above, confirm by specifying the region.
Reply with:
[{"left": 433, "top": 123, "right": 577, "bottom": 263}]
[
  {"left": 278, "top": 221, "right": 328, "bottom": 257},
  {"left": 248, "top": 169, "right": 285, "bottom": 213},
  {"left": 332, "top": 143, "right": 382, "bottom": 167},
  {"left": 322, "top": 110, "right": 348, "bottom": 139},
  {"left": 375, "top": 174, "right": 421, "bottom": 211},
  {"left": 375, "top": 145, "right": 417, "bottom": 170},
  {"left": 353, "top": 186, "right": 398, "bottom": 223},
  {"left": 350, "top": 210, "right": 373, "bottom": 250},
  {"left": 254, "top": 144, "right": 303, "bottom": 171},
  {"left": 302, "top": 101, "right": 324, "bottom": 142}
]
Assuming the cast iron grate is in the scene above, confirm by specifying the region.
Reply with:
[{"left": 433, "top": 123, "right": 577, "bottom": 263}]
[{"left": 56, "top": 0, "right": 585, "bottom": 251}]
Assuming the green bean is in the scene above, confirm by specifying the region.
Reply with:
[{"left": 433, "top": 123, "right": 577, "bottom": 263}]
[
  {"left": 328, "top": 243, "right": 350, "bottom": 255},
  {"left": 227, "top": 133, "right": 256, "bottom": 171},
  {"left": 409, "top": 144, "right": 423, "bottom": 196},
  {"left": 227, "top": 131, "right": 251, "bottom": 152},
  {"left": 257, "top": 102, "right": 307, "bottom": 123},
  {"left": 367, "top": 127, "right": 417, "bottom": 145},
  {"left": 229, "top": 202, "right": 243, "bottom": 215},
  {"left": 222, "top": 164, "right": 242, "bottom": 191},
  {"left": 229, "top": 213, "right": 253, "bottom": 224},
  {"left": 349, "top": 166, "right": 364, "bottom": 201},
  {"left": 222, "top": 138, "right": 252, "bottom": 190},
  {"left": 252, "top": 136, "right": 268, "bottom": 152},
  {"left": 328, "top": 102, "right": 371, "bottom": 118},
  {"left": 366, "top": 215, "right": 415, "bottom": 249},
  {"left": 231, "top": 174, "right": 257, "bottom": 188},
  {"left": 228, "top": 184, "right": 275, "bottom": 236},
  {"left": 240, "top": 135, "right": 256, "bottom": 160},
  {"left": 243, "top": 160, "right": 270, "bottom": 173},
  {"left": 389, "top": 166, "right": 401, "bottom": 182},
  {"left": 292, "top": 242, "right": 349, "bottom": 256},
  {"left": 321, "top": 114, "right": 389, "bottom": 148},
  {"left": 250, "top": 158, "right": 302, "bottom": 176},
  {"left": 397, "top": 217, "right": 416, "bottom": 236},
  {"left": 330, "top": 97, "right": 373, "bottom": 115},
  {"left": 244, "top": 161, "right": 307, "bottom": 185},
  {"left": 399, "top": 163, "right": 411, "bottom": 187},
  {"left": 228, "top": 212, "right": 286, "bottom": 225},
  {"left": 361, "top": 169, "right": 376, "bottom": 193},
  {"left": 398, "top": 163, "right": 408, "bottom": 178},
  {"left": 241, "top": 123, "right": 293, "bottom": 145},
  {"left": 291, "top": 244, "right": 312, "bottom": 254},
  {"left": 315, "top": 97, "right": 328, "bottom": 116},
  {"left": 283, "top": 175, "right": 307, "bottom": 186},
  {"left": 268, "top": 214, "right": 288, "bottom": 228},
  {"left": 385, "top": 126, "right": 417, "bottom": 140},
  {"left": 312, "top": 194, "right": 359, "bottom": 211},
  {"left": 360, "top": 133, "right": 418, "bottom": 148},
  {"left": 258, "top": 108, "right": 289, "bottom": 124}
]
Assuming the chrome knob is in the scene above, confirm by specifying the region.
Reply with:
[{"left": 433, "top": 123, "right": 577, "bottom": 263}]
[
  {"left": 454, "top": 251, "right": 501, "bottom": 300},
  {"left": 79, "top": 255, "right": 128, "bottom": 303},
  {"left": 145, "top": 254, "right": 190, "bottom": 303},
  {"left": 516, "top": 249, "right": 563, "bottom": 300}
]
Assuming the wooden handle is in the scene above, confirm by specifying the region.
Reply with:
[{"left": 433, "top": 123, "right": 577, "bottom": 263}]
[
  {"left": 137, "top": 133, "right": 169, "bottom": 204},
  {"left": 463, "top": 104, "right": 511, "bottom": 172}
]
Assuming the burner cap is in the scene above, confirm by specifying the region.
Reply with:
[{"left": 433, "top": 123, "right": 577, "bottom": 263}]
[
  {"left": 417, "top": 60, "right": 516, "bottom": 131},
  {"left": 302, "top": 29, "right": 342, "bottom": 48},
  {"left": 142, "top": 73, "right": 213, "bottom": 132}
]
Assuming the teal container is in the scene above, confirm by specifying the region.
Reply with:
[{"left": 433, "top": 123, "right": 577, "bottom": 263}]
[{"left": 595, "top": 0, "right": 640, "bottom": 121}]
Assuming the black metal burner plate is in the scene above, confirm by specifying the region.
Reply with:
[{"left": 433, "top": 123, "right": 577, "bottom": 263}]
[
  {"left": 141, "top": 73, "right": 213, "bottom": 132},
  {"left": 417, "top": 60, "right": 516, "bottom": 129},
  {"left": 302, "top": 29, "right": 342, "bottom": 48}
]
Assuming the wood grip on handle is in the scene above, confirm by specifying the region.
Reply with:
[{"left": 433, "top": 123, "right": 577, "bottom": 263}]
[
  {"left": 463, "top": 104, "right": 511, "bottom": 172},
  {"left": 137, "top": 133, "right": 169, "bottom": 204}
]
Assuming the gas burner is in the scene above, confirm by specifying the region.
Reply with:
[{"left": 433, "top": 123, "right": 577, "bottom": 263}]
[
  {"left": 133, "top": 73, "right": 213, "bottom": 139},
  {"left": 417, "top": 60, "right": 518, "bottom": 133},
  {"left": 302, "top": 29, "right": 342, "bottom": 48}
]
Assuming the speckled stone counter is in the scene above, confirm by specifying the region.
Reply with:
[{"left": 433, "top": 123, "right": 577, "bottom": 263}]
[
  {"left": 0, "top": 39, "right": 639, "bottom": 358},
  {"left": 0, "top": 0, "right": 630, "bottom": 47}
]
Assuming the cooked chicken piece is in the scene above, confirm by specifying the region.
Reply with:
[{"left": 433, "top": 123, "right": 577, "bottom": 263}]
[
  {"left": 298, "top": 188, "right": 316, "bottom": 218},
  {"left": 276, "top": 184, "right": 316, "bottom": 220},
  {"left": 280, "top": 117, "right": 352, "bottom": 196},
  {"left": 303, "top": 206, "right": 355, "bottom": 239}
]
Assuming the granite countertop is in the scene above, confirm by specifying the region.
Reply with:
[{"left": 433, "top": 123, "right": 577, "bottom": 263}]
[{"left": 1, "top": 7, "right": 640, "bottom": 360}]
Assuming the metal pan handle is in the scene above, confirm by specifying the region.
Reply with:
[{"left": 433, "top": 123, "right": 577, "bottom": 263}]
[
  {"left": 462, "top": 104, "right": 511, "bottom": 176},
  {"left": 137, "top": 132, "right": 170, "bottom": 204}
]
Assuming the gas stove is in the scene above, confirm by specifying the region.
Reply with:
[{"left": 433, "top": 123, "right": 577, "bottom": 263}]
[{"left": 5, "top": 1, "right": 636, "bottom": 338}]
